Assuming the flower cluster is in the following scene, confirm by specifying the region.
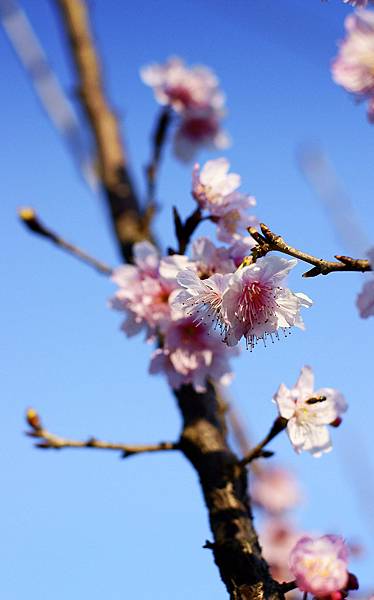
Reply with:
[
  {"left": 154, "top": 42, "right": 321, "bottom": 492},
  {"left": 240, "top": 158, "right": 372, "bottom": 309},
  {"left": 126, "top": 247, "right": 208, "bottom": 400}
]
[
  {"left": 357, "top": 247, "right": 374, "bottom": 318},
  {"left": 141, "top": 57, "right": 229, "bottom": 160},
  {"left": 332, "top": 10, "right": 374, "bottom": 122},
  {"left": 273, "top": 366, "right": 347, "bottom": 457}
]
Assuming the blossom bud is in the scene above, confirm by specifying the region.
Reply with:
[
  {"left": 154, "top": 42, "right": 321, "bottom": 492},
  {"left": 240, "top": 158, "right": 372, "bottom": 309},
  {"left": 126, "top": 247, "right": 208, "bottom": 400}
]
[{"left": 26, "top": 408, "right": 42, "bottom": 431}]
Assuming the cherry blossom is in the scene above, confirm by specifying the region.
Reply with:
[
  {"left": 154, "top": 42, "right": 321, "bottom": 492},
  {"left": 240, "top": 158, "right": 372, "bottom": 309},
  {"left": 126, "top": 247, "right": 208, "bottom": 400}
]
[
  {"left": 289, "top": 535, "right": 349, "bottom": 596},
  {"left": 192, "top": 158, "right": 257, "bottom": 242},
  {"left": 343, "top": 0, "right": 371, "bottom": 6},
  {"left": 332, "top": 11, "right": 374, "bottom": 121},
  {"left": 174, "top": 108, "right": 229, "bottom": 162},
  {"left": 149, "top": 317, "right": 236, "bottom": 392},
  {"left": 273, "top": 366, "right": 347, "bottom": 457},
  {"left": 356, "top": 247, "right": 374, "bottom": 318},
  {"left": 260, "top": 519, "right": 303, "bottom": 583},
  {"left": 222, "top": 256, "right": 312, "bottom": 348},
  {"left": 140, "top": 56, "right": 224, "bottom": 113},
  {"left": 251, "top": 466, "right": 302, "bottom": 514},
  {"left": 110, "top": 241, "right": 188, "bottom": 338}
]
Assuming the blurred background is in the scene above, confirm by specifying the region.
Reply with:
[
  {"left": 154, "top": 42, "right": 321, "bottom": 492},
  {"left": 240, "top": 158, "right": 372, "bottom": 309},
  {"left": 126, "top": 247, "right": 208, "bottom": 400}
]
[{"left": 1, "top": 1, "right": 374, "bottom": 598}]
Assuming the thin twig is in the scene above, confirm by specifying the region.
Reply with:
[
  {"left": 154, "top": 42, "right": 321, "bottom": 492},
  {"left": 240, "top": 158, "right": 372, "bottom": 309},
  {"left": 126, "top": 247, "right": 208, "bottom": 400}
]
[
  {"left": 25, "top": 408, "right": 178, "bottom": 458},
  {"left": 247, "top": 223, "right": 371, "bottom": 278},
  {"left": 239, "top": 416, "right": 288, "bottom": 468},
  {"left": 280, "top": 580, "right": 297, "bottom": 594},
  {"left": 145, "top": 106, "right": 172, "bottom": 205},
  {"left": 18, "top": 207, "right": 113, "bottom": 275}
]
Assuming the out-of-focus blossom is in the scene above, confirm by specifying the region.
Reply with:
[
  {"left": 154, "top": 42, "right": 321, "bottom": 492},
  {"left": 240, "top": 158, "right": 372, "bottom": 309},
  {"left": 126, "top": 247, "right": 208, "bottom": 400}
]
[
  {"left": 110, "top": 241, "right": 188, "bottom": 338},
  {"left": 332, "top": 11, "right": 374, "bottom": 121},
  {"left": 260, "top": 519, "right": 303, "bottom": 583},
  {"left": 192, "top": 158, "right": 257, "bottom": 242},
  {"left": 356, "top": 247, "right": 374, "bottom": 318},
  {"left": 289, "top": 535, "right": 349, "bottom": 596},
  {"left": 343, "top": 0, "right": 370, "bottom": 7},
  {"left": 273, "top": 366, "right": 347, "bottom": 457},
  {"left": 174, "top": 108, "right": 229, "bottom": 162},
  {"left": 222, "top": 256, "right": 312, "bottom": 348},
  {"left": 251, "top": 466, "right": 302, "bottom": 514},
  {"left": 141, "top": 58, "right": 228, "bottom": 161},
  {"left": 140, "top": 57, "right": 224, "bottom": 113},
  {"left": 149, "top": 317, "right": 236, "bottom": 392}
]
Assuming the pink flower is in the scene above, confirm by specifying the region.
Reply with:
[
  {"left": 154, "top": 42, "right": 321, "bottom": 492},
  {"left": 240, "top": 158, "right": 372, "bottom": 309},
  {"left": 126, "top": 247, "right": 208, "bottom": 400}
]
[
  {"left": 140, "top": 57, "right": 224, "bottom": 113},
  {"left": 343, "top": 0, "right": 370, "bottom": 6},
  {"left": 332, "top": 11, "right": 374, "bottom": 120},
  {"left": 174, "top": 108, "right": 229, "bottom": 162},
  {"left": 192, "top": 158, "right": 257, "bottom": 242},
  {"left": 110, "top": 241, "right": 187, "bottom": 338},
  {"left": 251, "top": 466, "right": 301, "bottom": 514},
  {"left": 260, "top": 519, "right": 303, "bottom": 583},
  {"left": 289, "top": 535, "right": 349, "bottom": 596},
  {"left": 149, "top": 317, "right": 236, "bottom": 392},
  {"left": 190, "top": 237, "right": 235, "bottom": 277},
  {"left": 356, "top": 246, "right": 374, "bottom": 318},
  {"left": 222, "top": 256, "right": 312, "bottom": 348},
  {"left": 273, "top": 366, "right": 347, "bottom": 457}
]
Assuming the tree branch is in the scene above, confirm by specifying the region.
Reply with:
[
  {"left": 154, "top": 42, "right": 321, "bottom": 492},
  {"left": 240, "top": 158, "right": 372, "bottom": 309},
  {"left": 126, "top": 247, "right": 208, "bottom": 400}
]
[
  {"left": 247, "top": 223, "right": 371, "bottom": 278},
  {"left": 239, "top": 417, "right": 288, "bottom": 468},
  {"left": 55, "top": 0, "right": 153, "bottom": 262},
  {"left": 145, "top": 106, "right": 172, "bottom": 205},
  {"left": 25, "top": 409, "right": 178, "bottom": 458},
  {"left": 18, "top": 207, "right": 113, "bottom": 275}
]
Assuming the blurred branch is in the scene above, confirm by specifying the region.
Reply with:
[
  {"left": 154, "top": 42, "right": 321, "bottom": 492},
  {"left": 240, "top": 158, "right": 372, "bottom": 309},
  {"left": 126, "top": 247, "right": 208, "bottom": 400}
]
[
  {"left": 55, "top": 0, "right": 153, "bottom": 262},
  {"left": 0, "top": 0, "right": 97, "bottom": 189},
  {"left": 18, "top": 207, "right": 113, "bottom": 275},
  {"left": 26, "top": 409, "right": 178, "bottom": 458},
  {"left": 248, "top": 223, "right": 371, "bottom": 278},
  {"left": 145, "top": 106, "right": 172, "bottom": 205}
]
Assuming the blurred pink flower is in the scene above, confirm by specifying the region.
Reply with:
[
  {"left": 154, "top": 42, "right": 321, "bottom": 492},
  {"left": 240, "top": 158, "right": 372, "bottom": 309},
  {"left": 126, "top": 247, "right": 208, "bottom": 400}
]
[
  {"left": 273, "top": 366, "right": 347, "bottom": 457},
  {"left": 140, "top": 56, "right": 224, "bottom": 113},
  {"left": 332, "top": 11, "right": 374, "bottom": 120},
  {"left": 251, "top": 466, "right": 301, "bottom": 514},
  {"left": 174, "top": 108, "right": 229, "bottom": 162},
  {"left": 149, "top": 317, "right": 236, "bottom": 392},
  {"left": 289, "top": 535, "right": 349, "bottom": 596},
  {"left": 343, "top": 0, "right": 370, "bottom": 6},
  {"left": 356, "top": 247, "right": 374, "bottom": 318},
  {"left": 260, "top": 519, "right": 303, "bottom": 583}
]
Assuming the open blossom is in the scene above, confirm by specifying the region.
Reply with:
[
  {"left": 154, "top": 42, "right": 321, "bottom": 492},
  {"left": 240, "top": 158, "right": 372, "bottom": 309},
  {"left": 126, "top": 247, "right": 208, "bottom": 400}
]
[
  {"left": 356, "top": 247, "right": 374, "bottom": 318},
  {"left": 140, "top": 56, "right": 224, "bottom": 113},
  {"left": 251, "top": 466, "right": 301, "bottom": 514},
  {"left": 192, "top": 158, "right": 257, "bottom": 242},
  {"left": 273, "top": 366, "right": 347, "bottom": 457},
  {"left": 260, "top": 519, "right": 303, "bottom": 583},
  {"left": 110, "top": 241, "right": 187, "bottom": 338},
  {"left": 149, "top": 317, "right": 236, "bottom": 392},
  {"left": 174, "top": 255, "right": 312, "bottom": 349},
  {"left": 332, "top": 11, "right": 374, "bottom": 121},
  {"left": 222, "top": 256, "right": 312, "bottom": 348},
  {"left": 289, "top": 535, "right": 349, "bottom": 596}
]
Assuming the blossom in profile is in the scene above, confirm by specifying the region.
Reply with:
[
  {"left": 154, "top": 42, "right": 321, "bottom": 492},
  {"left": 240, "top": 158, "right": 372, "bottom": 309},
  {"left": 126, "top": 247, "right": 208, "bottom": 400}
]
[
  {"left": 251, "top": 466, "right": 302, "bottom": 514},
  {"left": 140, "top": 56, "right": 224, "bottom": 113},
  {"left": 356, "top": 247, "right": 374, "bottom": 318},
  {"left": 192, "top": 158, "right": 257, "bottom": 242},
  {"left": 174, "top": 108, "right": 229, "bottom": 162},
  {"left": 222, "top": 256, "right": 312, "bottom": 348},
  {"left": 289, "top": 535, "right": 349, "bottom": 596},
  {"left": 273, "top": 366, "right": 347, "bottom": 457},
  {"left": 149, "top": 317, "right": 236, "bottom": 392},
  {"left": 332, "top": 11, "right": 374, "bottom": 121},
  {"left": 260, "top": 519, "right": 303, "bottom": 583}
]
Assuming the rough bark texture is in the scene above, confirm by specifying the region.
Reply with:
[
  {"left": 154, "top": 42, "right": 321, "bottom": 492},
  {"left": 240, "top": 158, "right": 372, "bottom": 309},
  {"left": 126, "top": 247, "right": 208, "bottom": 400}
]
[
  {"left": 176, "top": 384, "right": 283, "bottom": 600},
  {"left": 55, "top": 1, "right": 285, "bottom": 598}
]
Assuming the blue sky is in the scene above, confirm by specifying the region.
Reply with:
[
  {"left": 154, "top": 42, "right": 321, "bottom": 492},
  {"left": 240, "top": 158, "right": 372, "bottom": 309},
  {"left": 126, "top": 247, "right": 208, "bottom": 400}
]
[{"left": 1, "top": 1, "right": 374, "bottom": 598}]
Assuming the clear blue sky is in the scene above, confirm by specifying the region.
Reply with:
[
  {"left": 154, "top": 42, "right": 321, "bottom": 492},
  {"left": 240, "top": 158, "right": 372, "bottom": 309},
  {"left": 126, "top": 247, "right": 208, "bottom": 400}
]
[{"left": 1, "top": 1, "right": 374, "bottom": 598}]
